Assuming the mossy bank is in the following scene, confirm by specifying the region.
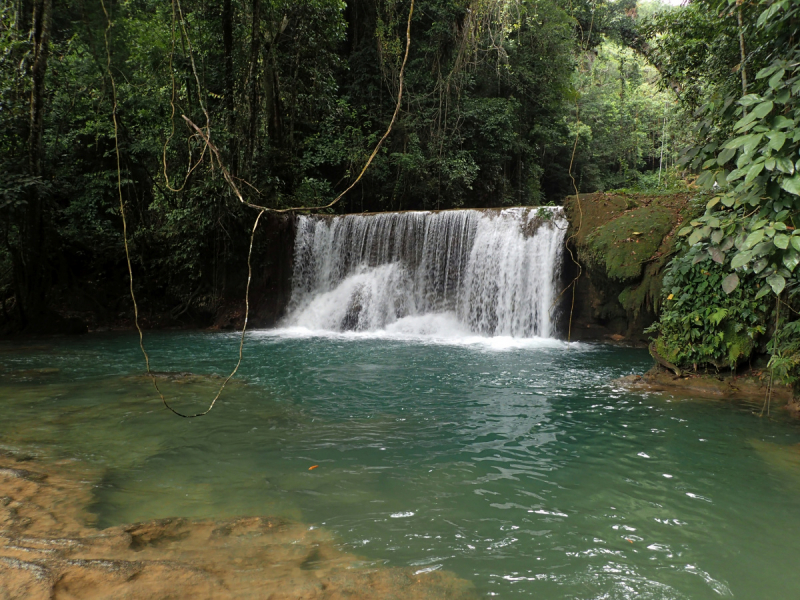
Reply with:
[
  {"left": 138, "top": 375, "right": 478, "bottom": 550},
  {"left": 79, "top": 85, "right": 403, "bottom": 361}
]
[{"left": 563, "top": 191, "right": 694, "bottom": 344}]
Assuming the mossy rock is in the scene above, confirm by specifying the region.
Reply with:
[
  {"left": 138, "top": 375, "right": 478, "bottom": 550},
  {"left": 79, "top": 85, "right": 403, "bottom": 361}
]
[
  {"left": 723, "top": 322, "right": 755, "bottom": 369},
  {"left": 619, "top": 281, "right": 650, "bottom": 321},
  {"left": 654, "top": 335, "right": 681, "bottom": 366},
  {"left": 583, "top": 205, "right": 676, "bottom": 282},
  {"left": 563, "top": 192, "right": 693, "bottom": 341}
]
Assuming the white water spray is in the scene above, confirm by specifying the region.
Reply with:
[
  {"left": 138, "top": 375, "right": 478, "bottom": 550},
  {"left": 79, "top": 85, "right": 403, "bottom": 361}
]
[{"left": 284, "top": 207, "right": 567, "bottom": 338}]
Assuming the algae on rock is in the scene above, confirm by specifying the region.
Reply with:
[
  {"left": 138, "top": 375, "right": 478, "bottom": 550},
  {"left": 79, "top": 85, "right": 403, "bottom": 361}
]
[
  {"left": 564, "top": 191, "right": 693, "bottom": 342},
  {"left": 583, "top": 205, "right": 675, "bottom": 282}
]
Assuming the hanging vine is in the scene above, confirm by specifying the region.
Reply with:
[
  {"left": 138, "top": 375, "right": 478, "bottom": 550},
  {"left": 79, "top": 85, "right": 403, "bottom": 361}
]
[
  {"left": 104, "top": 0, "right": 416, "bottom": 417},
  {"left": 558, "top": 0, "right": 596, "bottom": 342}
]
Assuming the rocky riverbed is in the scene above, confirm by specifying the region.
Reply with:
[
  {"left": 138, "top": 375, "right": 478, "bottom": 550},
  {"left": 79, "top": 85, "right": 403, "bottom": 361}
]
[{"left": 0, "top": 452, "right": 475, "bottom": 599}]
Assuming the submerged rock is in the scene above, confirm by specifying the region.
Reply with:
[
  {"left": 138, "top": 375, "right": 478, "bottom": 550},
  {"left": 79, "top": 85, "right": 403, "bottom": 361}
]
[{"left": 0, "top": 453, "right": 477, "bottom": 599}]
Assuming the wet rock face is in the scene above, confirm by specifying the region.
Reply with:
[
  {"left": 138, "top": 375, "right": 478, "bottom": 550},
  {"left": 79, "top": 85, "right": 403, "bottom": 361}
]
[
  {"left": 0, "top": 453, "right": 476, "bottom": 600},
  {"left": 213, "top": 212, "right": 297, "bottom": 331},
  {"left": 563, "top": 192, "right": 692, "bottom": 344}
]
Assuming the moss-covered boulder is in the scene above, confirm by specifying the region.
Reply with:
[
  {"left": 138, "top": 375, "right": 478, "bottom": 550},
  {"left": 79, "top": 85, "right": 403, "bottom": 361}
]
[
  {"left": 583, "top": 205, "right": 676, "bottom": 282},
  {"left": 563, "top": 191, "right": 695, "bottom": 343}
]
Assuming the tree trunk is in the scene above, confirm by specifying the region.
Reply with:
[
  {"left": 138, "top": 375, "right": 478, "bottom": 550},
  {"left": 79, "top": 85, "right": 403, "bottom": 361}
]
[
  {"left": 264, "top": 16, "right": 287, "bottom": 151},
  {"left": 15, "top": 0, "right": 53, "bottom": 325},
  {"left": 222, "top": 0, "right": 237, "bottom": 173},
  {"left": 737, "top": 3, "right": 747, "bottom": 96},
  {"left": 246, "top": 0, "right": 261, "bottom": 173}
]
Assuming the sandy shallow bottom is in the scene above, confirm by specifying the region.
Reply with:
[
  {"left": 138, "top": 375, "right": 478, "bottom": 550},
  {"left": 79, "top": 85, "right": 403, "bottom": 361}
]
[{"left": 0, "top": 452, "right": 476, "bottom": 600}]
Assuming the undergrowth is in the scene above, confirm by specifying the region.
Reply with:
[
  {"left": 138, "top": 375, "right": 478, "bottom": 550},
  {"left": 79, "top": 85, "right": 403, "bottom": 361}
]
[{"left": 646, "top": 245, "right": 769, "bottom": 370}]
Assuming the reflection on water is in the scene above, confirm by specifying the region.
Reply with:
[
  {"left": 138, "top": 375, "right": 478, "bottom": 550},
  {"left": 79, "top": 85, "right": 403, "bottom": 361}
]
[{"left": 1, "top": 330, "right": 800, "bottom": 599}]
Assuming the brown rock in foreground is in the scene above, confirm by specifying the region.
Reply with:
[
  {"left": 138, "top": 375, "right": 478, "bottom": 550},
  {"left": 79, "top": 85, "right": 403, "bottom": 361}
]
[
  {"left": 614, "top": 367, "right": 797, "bottom": 414},
  {"left": 0, "top": 454, "right": 476, "bottom": 599}
]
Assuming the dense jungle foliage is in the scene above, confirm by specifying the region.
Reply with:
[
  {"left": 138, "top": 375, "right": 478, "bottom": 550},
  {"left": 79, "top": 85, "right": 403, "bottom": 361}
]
[
  {"left": 644, "top": 0, "right": 800, "bottom": 389},
  {"left": 0, "top": 0, "right": 682, "bottom": 330}
]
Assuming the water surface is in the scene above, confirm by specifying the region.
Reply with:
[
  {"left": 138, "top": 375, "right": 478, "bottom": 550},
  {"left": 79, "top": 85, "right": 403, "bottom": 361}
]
[{"left": 1, "top": 329, "right": 799, "bottom": 599}]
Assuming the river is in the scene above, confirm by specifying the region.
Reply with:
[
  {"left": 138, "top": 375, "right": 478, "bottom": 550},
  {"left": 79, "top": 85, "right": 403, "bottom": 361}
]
[{"left": 2, "top": 329, "right": 799, "bottom": 598}]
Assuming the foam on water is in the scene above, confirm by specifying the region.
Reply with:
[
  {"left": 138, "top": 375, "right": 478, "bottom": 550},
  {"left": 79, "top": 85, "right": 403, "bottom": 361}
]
[
  {"left": 283, "top": 207, "right": 567, "bottom": 338},
  {"left": 255, "top": 325, "right": 575, "bottom": 351}
]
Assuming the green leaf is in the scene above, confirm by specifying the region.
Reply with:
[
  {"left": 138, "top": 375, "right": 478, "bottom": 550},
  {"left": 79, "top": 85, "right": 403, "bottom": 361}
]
[
  {"left": 784, "top": 249, "right": 800, "bottom": 272},
  {"left": 721, "top": 273, "right": 739, "bottom": 294},
  {"left": 753, "top": 241, "right": 774, "bottom": 256},
  {"left": 768, "top": 69, "right": 785, "bottom": 89},
  {"left": 775, "top": 157, "right": 795, "bottom": 174},
  {"left": 734, "top": 112, "right": 758, "bottom": 131},
  {"left": 756, "top": 65, "right": 778, "bottom": 80},
  {"left": 731, "top": 251, "right": 753, "bottom": 269},
  {"left": 780, "top": 174, "right": 800, "bottom": 195},
  {"left": 765, "top": 157, "right": 776, "bottom": 170},
  {"left": 727, "top": 168, "right": 747, "bottom": 182},
  {"left": 724, "top": 134, "right": 754, "bottom": 149},
  {"left": 743, "top": 229, "right": 765, "bottom": 250},
  {"left": 696, "top": 170, "right": 715, "bottom": 188},
  {"left": 739, "top": 92, "right": 764, "bottom": 104},
  {"left": 767, "top": 273, "right": 786, "bottom": 294},
  {"left": 767, "top": 131, "right": 787, "bottom": 151},
  {"left": 711, "top": 228, "right": 724, "bottom": 245},
  {"left": 717, "top": 147, "right": 736, "bottom": 165},
  {"left": 678, "top": 226, "right": 693, "bottom": 237},
  {"left": 774, "top": 233, "right": 790, "bottom": 249},
  {"left": 743, "top": 133, "right": 765, "bottom": 154},
  {"left": 792, "top": 237, "right": 800, "bottom": 252},
  {"left": 709, "top": 246, "right": 725, "bottom": 264},
  {"left": 715, "top": 170, "right": 730, "bottom": 186},
  {"left": 773, "top": 116, "right": 793, "bottom": 130},
  {"left": 688, "top": 228, "right": 706, "bottom": 246},
  {"left": 756, "top": 284, "right": 772, "bottom": 299},
  {"left": 757, "top": 2, "right": 782, "bottom": 26},
  {"left": 753, "top": 257, "right": 769, "bottom": 273},
  {"left": 745, "top": 161, "right": 764, "bottom": 184},
  {"left": 752, "top": 101, "right": 774, "bottom": 119}
]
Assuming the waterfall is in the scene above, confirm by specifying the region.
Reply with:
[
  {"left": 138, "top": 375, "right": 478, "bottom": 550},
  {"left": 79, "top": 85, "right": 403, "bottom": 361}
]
[{"left": 283, "top": 207, "right": 567, "bottom": 338}]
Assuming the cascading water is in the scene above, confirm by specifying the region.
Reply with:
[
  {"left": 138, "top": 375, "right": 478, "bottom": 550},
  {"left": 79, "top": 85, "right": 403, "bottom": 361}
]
[{"left": 283, "top": 207, "right": 567, "bottom": 338}]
